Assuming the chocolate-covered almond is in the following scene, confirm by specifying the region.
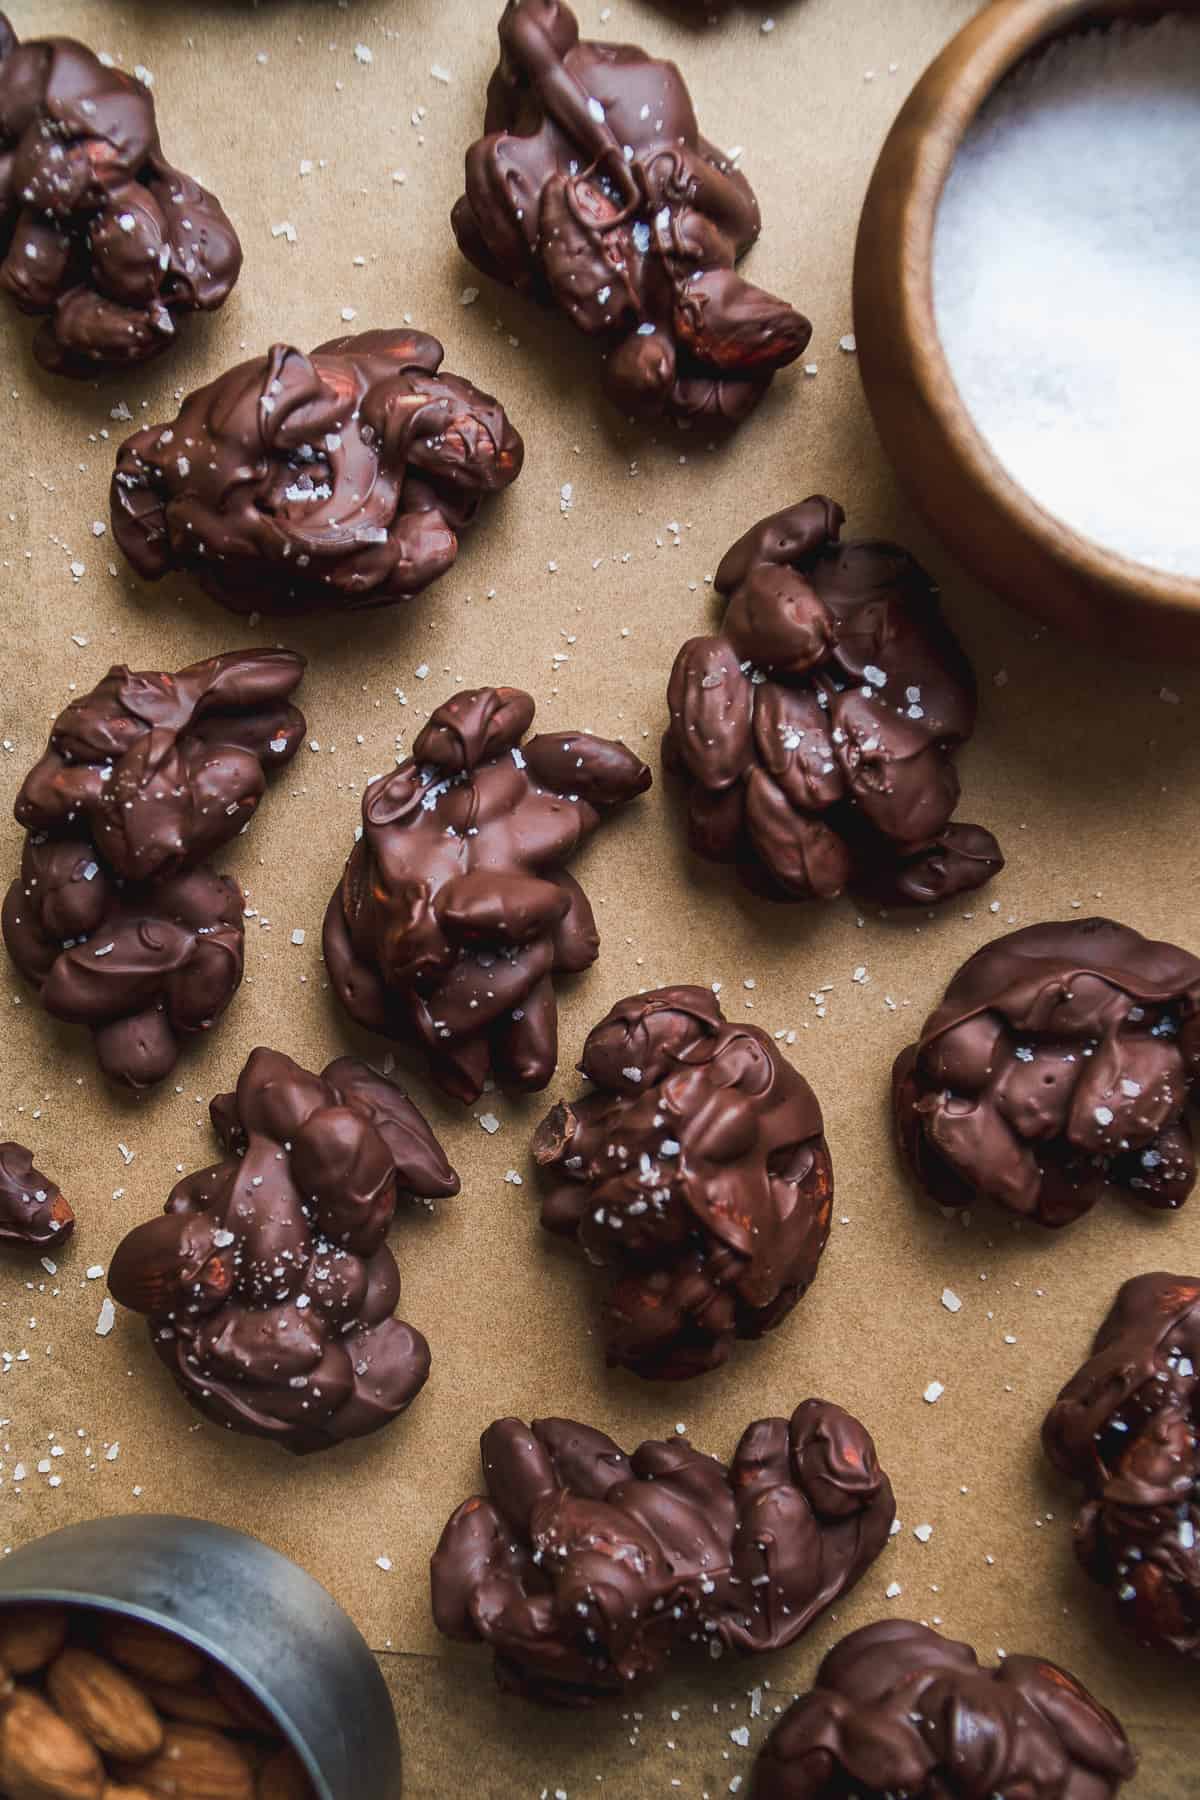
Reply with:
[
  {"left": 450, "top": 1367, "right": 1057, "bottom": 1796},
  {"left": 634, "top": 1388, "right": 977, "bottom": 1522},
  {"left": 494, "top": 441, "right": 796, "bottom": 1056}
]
[
  {"left": 0, "top": 12, "right": 241, "bottom": 373},
  {"left": 0, "top": 1143, "right": 73, "bottom": 1249},
  {"left": 665, "top": 498, "right": 1002, "bottom": 905},
  {"left": 432, "top": 1402, "right": 893, "bottom": 1704},
  {"left": 324, "top": 686, "right": 652, "bottom": 1103},
  {"left": 112, "top": 330, "right": 523, "bottom": 618},
  {"left": 534, "top": 985, "right": 832, "bottom": 1378},
  {"left": 109, "top": 1048, "right": 459, "bottom": 1455},
  {"left": 894, "top": 919, "right": 1200, "bottom": 1227},
  {"left": 453, "top": 0, "right": 809, "bottom": 426}
]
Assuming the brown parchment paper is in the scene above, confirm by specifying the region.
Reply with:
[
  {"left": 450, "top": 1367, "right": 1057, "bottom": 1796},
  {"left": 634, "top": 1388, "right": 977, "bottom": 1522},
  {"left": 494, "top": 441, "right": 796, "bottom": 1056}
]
[{"left": 0, "top": 0, "right": 1197, "bottom": 1792}]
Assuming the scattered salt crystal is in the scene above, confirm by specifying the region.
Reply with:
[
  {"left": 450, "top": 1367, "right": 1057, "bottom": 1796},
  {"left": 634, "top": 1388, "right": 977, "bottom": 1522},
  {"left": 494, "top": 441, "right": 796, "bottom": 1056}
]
[
  {"left": 941, "top": 1288, "right": 962, "bottom": 1313},
  {"left": 95, "top": 1298, "right": 116, "bottom": 1337},
  {"left": 914, "top": 1523, "right": 934, "bottom": 1543},
  {"left": 886, "top": 1580, "right": 902, "bottom": 1598},
  {"left": 291, "top": 929, "right": 306, "bottom": 946},
  {"left": 354, "top": 43, "right": 373, "bottom": 64},
  {"left": 105, "top": 1443, "right": 119, "bottom": 1462},
  {"left": 430, "top": 64, "right": 452, "bottom": 84},
  {"left": 375, "top": 1555, "right": 393, "bottom": 1571},
  {"left": 924, "top": 1380, "right": 945, "bottom": 1404},
  {"left": 478, "top": 1113, "right": 501, "bottom": 1135},
  {"left": 461, "top": 287, "right": 480, "bottom": 306},
  {"left": 85, "top": 1265, "right": 104, "bottom": 1281},
  {"left": 838, "top": 334, "right": 857, "bottom": 353},
  {"left": 117, "top": 1144, "right": 134, "bottom": 1166},
  {"left": 729, "top": 1727, "right": 750, "bottom": 1748}
]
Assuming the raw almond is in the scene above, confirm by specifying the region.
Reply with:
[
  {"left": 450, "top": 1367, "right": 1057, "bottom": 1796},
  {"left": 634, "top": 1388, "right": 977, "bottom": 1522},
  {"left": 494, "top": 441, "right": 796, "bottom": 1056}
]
[
  {"left": 103, "top": 1790, "right": 160, "bottom": 1799},
  {"left": 100, "top": 1621, "right": 207, "bottom": 1689},
  {"left": 114, "top": 1724, "right": 254, "bottom": 1800},
  {"left": 48, "top": 1648, "right": 164, "bottom": 1761},
  {"left": 256, "top": 1748, "right": 314, "bottom": 1800},
  {"left": 138, "top": 1680, "right": 238, "bottom": 1731},
  {"left": 0, "top": 1688, "right": 104, "bottom": 1800},
  {"left": 211, "top": 1669, "right": 278, "bottom": 1737},
  {"left": 0, "top": 1605, "right": 69, "bottom": 1674}
]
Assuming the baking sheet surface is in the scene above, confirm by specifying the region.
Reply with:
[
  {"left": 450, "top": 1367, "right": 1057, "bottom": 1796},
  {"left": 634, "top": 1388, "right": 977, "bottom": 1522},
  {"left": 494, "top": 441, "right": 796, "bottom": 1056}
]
[{"left": 1, "top": 0, "right": 1197, "bottom": 1792}]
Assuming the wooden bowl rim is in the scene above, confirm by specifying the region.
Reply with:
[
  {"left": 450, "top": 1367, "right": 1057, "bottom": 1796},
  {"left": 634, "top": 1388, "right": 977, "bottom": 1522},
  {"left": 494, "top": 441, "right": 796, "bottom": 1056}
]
[{"left": 891, "top": 0, "right": 1200, "bottom": 613}]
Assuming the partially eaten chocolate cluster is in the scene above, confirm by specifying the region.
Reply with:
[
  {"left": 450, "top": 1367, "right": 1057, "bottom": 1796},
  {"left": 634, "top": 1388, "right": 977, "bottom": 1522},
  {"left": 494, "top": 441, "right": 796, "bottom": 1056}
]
[
  {"left": 111, "top": 329, "right": 524, "bottom": 617},
  {"left": 1043, "top": 1271, "right": 1200, "bottom": 1660},
  {"left": 453, "top": 0, "right": 809, "bottom": 426},
  {"left": 324, "top": 686, "right": 652, "bottom": 1104},
  {"left": 751, "top": 1620, "right": 1137, "bottom": 1798},
  {"left": 894, "top": 918, "right": 1200, "bottom": 1227},
  {"left": 0, "top": 1142, "right": 73, "bottom": 1250},
  {"left": 665, "top": 498, "right": 1003, "bottom": 905},
  {"left": 0, "top": 12, "right": 241, "bottom": 373},
  {"left": 2, "top": 650, "right": 305, "bottom": 1087},
  {"left": 533, "top": 985, "right": 832, "bottom": 1378},
  {"left": 432, "top": 1402, "right": 894, "bottom": 1704},
  {"left": 108, "top": 1047, "right": 459, "bottom": 1455}
]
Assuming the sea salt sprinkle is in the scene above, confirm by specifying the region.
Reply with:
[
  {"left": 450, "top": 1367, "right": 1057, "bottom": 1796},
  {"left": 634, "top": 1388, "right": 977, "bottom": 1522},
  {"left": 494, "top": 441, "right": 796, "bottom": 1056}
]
[{"left": 933, "top": 17, "right": 1200, "bottom": 578}]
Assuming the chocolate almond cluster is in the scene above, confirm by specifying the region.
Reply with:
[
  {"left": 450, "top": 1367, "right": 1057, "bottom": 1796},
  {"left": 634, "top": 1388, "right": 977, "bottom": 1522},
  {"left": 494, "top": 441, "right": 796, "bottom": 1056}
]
[
  {"left": 751, "top": 1620, "right": 1136, "bottom": 1799},
  {"left": 324, "top": 686, "right": 652, "bottom": 1104},
  {"left": 894, "top": 918, "right": 1200, "bottom": 1227},
  {"left": 2, "top": 649, "right": 305, "bottom": 1088},
  {"left": 1043, "top": 1271, "right": 1200, "bottom": 1660},
  {"left": 108, "top": 1047, "right": 459, "bottom": 1455},
  {"left": 533, "top": 985, "right": 832, "bottom": 1378},
  {"left": 432, "top": 1402, "right": 894, "bottom": 1704},
  {"left": 453, "top": 0, "right": 810, "bottom": 426},
  {"left": 665, "top": 498, "right": 1003, "bottom": 905},
  {"left": 111, "top": 329, "right": 524, "bottom": 617},
  {"left": 0, "top": 1142, "right": 73, "bottom": 1250},
  {"left": 0, "top": 12, "right": 241, "bottom": 374}
]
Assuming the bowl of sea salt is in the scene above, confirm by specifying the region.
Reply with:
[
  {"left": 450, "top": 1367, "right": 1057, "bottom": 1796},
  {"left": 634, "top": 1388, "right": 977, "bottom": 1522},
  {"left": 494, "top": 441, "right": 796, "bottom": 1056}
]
[{"left": 853, "top": 1, "right": 1200, "bottom": 658}]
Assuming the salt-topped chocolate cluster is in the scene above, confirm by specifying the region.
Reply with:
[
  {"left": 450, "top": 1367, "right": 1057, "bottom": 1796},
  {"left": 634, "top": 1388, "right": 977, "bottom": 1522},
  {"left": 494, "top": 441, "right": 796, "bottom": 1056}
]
[
  {"left": 665, "top": 498, "right": 1002, "bottom": 904},
  {"left": 751, "top": 1620, "right": 1137, "bottom": 1798},
  {"left": 0, "top": 1142, "right": 73, "bottom": 1250},
  {"left": 324, "top": 686, "right": 652, "bottom": 1104},
  {"left": 454, "top": 0, "right": 810, "bottom": 426},
  {"left": 432, "top": 1402, "right": 894, "bottom": 1704},
  {"left": 533, "top": 985, "right": 832, "bottom": 1378},
  {"left": 894, "top": 918, "right": 1200, "bottom": 1227},
  {"left": 111, "top": 329, "right": 524, "bottom": 617},
  {"left": 108, "top": 1048, "right": 459, "bottom": 1455},
  {"left": 1043, "top": 1271, "right": 1200, "bottom": 1660},
  {"left": 2, "top": 650, "right": 305, "bottom": 1088},
  {"left": 0, "top": 11, "right": 241, "bottom": 373}
]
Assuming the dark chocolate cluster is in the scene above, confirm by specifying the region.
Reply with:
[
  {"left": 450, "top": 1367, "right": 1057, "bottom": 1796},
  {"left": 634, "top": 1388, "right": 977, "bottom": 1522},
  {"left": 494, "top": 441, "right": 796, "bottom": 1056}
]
[
  {"left": 1043, "top": 1272, "right": 1200, "bottom": 1660},
  {"left": 751, "top": 1620, "right": 1137, "bottom": 1799},
  {"left": 665, "top": 498, "right": 1003, "bottom": 904},
  {"left": 111, "top": 329, "right": 524, "bottom": 617},
  {"left": 0, "top": 1142, "right": 73, "bottom": 1250},
  {"left": 108, "top": 1047, "right": 459, "bottom": 1456},
  {"left": 533, "top": 985, "right": 832, "bottom": 1378},
  {"left": 324, "top": 686, "right": 652, "bottom": 1104},
  {"left": 2, "top": 650, "right": 305, "bottom": 1088},
  {"left": 432, "top": 1402, "right": 894, "bottom": 1704},
  {"left": 893, "top": 919, "right": 1200, "bottom": 1228},
  {"left": 453, "top": 0, "right": 810, "bottom": 426},
  {"left": 0, "top": 12, "right": 241, "bottom": 374}
]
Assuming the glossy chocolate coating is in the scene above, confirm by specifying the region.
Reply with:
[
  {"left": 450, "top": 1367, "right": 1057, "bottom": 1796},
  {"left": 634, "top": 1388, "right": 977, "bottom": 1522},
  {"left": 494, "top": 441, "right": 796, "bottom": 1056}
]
[
  {"left": 111, "top": 329, "right": 524, "bottom": 617},
  {"left": 453, "top": 0, "right": 810, "bottom": 426},
  {"left": 2, "top": 650, "right": 305, "bottom": 1088},
  {"left": 431, "top": 1402, "right": 894, "bottom": 1704},
  {"left": 533, "top": 985, "right": 832, "bottom": 1378},
  {"left": 0, "top": 12, "right": 241, "bottom": 374},
  {"left": 664, "top": 497, "right": 1003, "bottom": 904},
  {"left": 1043, "top": 1272, "right": 1200, "bottom": 1660},
  {"left": 324, "top": 686, "right": 652, "bottom": 1104},
  {"left": 108, "top": 1047, "right": 459, "bottom": 1455},
  {"left": 894, "top": 919, "right": 1200, "bottom": 1228},
  {"left": 751, "top": 1619, "right": 1136, "bottom": 1799},
  {"left": 0, "top": 1142, "right": 73, "bottom": 1249}
]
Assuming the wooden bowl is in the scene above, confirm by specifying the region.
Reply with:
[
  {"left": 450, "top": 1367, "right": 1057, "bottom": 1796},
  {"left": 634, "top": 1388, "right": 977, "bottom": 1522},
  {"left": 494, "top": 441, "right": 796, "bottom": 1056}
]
[{"left": 853, "top": 0, "right": 1200, "bottom": 659}]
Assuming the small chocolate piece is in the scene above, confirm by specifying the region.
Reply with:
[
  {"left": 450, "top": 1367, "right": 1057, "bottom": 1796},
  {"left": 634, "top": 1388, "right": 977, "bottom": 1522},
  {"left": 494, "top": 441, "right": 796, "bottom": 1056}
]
[
  {"left": 0, "top": 1143, "right": 74, "bottom": 1249},
  {"left": 2, "top": 650, "right": 306, "bottom": 1088},
  {"left": 324, "top": 686, "right": 652, "bottom": 1104},
  {"left": 0, "top": 13, "right": 241, "bottom": 374},
  {"left": 432, "top": 1402, "right": 893, "bottom": 1704},
  {"left": 1043, "top": 1272, "right": 1200, "bottom": 1660},
  {"left": 453, "top": 0, "right": 810, "bottom": 426},
  {"left": 108, "top": 1047, "right": 459, "bottom": 1455},
  {"left": 664, "top": 498, "right": 1003, "bottom": 904},
  {"left": 111, "top": 330, "right": 524, "bottom": 617},
  {"left": 893, "top": 918, "right": 1200, "bottom": 1227},
  {"left": 533, "top": 985, "right": 832, "bottom": 1378},
  {"left": 751, "top": 1619, "right": 1137, "bottom": 1799}
]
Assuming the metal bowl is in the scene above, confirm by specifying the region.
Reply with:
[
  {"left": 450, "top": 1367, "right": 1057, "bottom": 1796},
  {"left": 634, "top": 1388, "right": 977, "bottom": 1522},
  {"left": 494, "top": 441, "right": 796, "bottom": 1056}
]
[{"left": 0, "top": 1514, "right": 402, "bottom": 1798}]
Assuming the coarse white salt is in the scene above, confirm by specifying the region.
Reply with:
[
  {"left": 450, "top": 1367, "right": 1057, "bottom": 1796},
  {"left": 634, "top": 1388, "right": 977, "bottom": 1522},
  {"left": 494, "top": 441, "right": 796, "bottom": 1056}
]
[{"left": 934, "top": 17, "right": 1200, "bottom": 577}]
